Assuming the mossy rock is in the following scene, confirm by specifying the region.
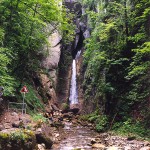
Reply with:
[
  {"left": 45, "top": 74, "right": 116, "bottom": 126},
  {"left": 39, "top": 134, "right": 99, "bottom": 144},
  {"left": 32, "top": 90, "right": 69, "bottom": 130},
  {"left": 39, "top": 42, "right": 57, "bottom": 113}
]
[
  {"left": 0, "top": 129, "right": 36, "bottom": 150},
  {"left": 61, "top": 103, "right": 69, "bottom": 113}
]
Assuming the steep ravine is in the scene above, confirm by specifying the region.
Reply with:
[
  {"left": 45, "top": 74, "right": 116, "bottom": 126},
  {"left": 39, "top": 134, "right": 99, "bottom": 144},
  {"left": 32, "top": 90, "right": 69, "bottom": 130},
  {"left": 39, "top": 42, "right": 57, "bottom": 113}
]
[
  {"left": 0, "top": 1, "right": 149, "bottom": 150},
  {"left": 53, "top": 1, "right": 150, "bottom": 150}
]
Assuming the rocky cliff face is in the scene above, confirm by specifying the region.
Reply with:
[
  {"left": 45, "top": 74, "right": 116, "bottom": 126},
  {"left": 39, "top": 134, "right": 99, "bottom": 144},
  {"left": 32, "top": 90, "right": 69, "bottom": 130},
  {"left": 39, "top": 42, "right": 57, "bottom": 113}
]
[
  {"left": 34, "top": 30, "right": 62, "bottom": 108},
  {"left": 42, "top": 31, "right": 61, "bottom": 86},
  {"left": 38, "top": 1, "right": 91, "bottom": 111},
  {"left": 59, "top": 1, "right": 91, "bottom": 112}
]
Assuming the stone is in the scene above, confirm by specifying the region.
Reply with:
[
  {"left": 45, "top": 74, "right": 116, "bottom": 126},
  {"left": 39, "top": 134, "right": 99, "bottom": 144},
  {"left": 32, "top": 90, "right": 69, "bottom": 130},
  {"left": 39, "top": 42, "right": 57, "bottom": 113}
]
[
  {"left": 62, "top": 112, "right": 73, "bottom": 119},
  {"left": 144, "top": 142, "right": 150, "bottom": 146},
  {"left": 83, "top": 29, "right": 90, "bottom": 39},
  {"left": 124, "top": 146, "right": 132, "bottom": 150},
  {"left": 12, "top": 120, "right": 24, "bottom": 128},
  {"left": 36, "top": 128, "right": 42, "bottom": 134},
  {"left": 0, "top": 125, "right": 5, "bottom": 131},
  {"left": 25, "top": 119, "right": 32, "bottom": 123},
  {"left": 106, "top": 146, "right": 120, "bottom": 150},
  {"left": 140, "top": 147, "right": 150, "bottom": 150},
  {"left": 3, "top": 123, "right": 11, "bottom": 129},
  {"left": 35, "top": 130, "right": 53, "bottom": 149},
  {"left": 70, "top": 104, "right": 80, "bottom": 114},
  {"left": 51, "top": 104, "right": 59, "bottom": 111},
  {"left": 91, "top": 138, "right": 97, "bottom": 144},
  {"left": 91, "top": 138, "right": 101, "bottom": 144},
  {"left": 11, "top": 112, "right": 18, "bottom": 116},
  {"left": 37, "top": 143, "right": 46, "bottom": 150},
  {"left": 0, "top": 129, "right": 36, "bottom": 150},
  {"left": 55, "top": 133, "right": 59, "bottom": 138},
  {"left": 92, "top": 143, "right": 105, "bottom": 149}
]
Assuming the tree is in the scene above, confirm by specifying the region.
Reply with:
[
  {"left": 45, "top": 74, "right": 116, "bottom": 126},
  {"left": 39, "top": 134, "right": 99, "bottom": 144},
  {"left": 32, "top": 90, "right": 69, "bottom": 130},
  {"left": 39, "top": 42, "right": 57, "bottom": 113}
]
[{"left": 0, "top": 0, "right": 74, "bottom": 95}]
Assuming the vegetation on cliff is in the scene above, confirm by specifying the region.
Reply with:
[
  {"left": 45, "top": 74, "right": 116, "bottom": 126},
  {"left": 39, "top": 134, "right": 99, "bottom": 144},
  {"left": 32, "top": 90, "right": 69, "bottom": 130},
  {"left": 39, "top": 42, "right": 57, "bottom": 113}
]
[
  {"left": 80, "top": 0, "right": 150, "bottom": 139},
  {"left": 0, "top": 0, "right": 74, "bottom": 110}
]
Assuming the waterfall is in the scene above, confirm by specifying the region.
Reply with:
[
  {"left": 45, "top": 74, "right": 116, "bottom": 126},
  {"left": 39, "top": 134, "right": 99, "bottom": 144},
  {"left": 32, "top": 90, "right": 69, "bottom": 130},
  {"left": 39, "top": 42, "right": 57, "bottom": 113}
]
[{"left": 69, "top": 59, "right": 78, "bottom": 104}]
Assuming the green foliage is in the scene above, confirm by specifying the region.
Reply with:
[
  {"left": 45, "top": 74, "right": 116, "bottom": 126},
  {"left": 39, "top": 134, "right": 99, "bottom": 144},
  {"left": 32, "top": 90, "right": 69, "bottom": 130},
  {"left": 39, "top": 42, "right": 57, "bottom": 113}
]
[
  {"left": 20, "top": 83, "right": 44, "bottom": 111},
  {"left": 31, "top": 113, "right": 47, "bottom": 123},
  {"left": 0, "top": 129, "right": 35, "bottom": 141},
  {"left": 0, "top": 47, "right": 15, "bottom": 95},
  {"left": 0, "top": 0, "right": 74, "bottom": 98},
  {"left": 95, "top": 115, "right": 108, "bottom": 132},
  {"left": 80, "top": 110, "right": 108, "bottom": 132},
  {"left": 127, "top": 42, "right": 150, "bottom": 79},
  {"left": 112, "top": 119, "right": 150, "bottom": 140},
  {"left": 61, "top": 103, "right": 69, "bottom": 111},
  {"left": 81, "top": 0, "right": 150, "bottom": 138},
  {"left": 0, "top": 129, "right": 36, "bottom": 149},
  {"left": 0, "top": 28, "right": 15, "bottom": 95}
]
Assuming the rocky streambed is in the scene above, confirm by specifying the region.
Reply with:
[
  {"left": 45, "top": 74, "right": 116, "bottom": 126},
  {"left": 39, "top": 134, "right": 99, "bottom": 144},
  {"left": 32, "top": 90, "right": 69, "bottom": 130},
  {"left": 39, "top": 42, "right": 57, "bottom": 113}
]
[
  {"left": 0, "top": 111, "right": 149, "bottom": 150},
  {"left": 52, "top": 117, "right": 150, "bottom": 150}
]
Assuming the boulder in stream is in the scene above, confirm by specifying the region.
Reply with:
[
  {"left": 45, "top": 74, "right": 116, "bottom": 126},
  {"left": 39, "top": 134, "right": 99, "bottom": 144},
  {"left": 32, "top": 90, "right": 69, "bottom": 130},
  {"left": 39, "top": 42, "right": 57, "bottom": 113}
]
[{"left": 35, "top": 128, "right": 53, "bottom": 149}]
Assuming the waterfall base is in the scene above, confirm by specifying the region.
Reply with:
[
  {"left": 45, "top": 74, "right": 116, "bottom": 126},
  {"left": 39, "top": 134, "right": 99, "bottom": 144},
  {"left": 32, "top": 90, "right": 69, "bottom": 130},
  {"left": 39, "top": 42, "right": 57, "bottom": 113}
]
[{"left": 70, "top": 104, "right": 80, "bottom": 114}]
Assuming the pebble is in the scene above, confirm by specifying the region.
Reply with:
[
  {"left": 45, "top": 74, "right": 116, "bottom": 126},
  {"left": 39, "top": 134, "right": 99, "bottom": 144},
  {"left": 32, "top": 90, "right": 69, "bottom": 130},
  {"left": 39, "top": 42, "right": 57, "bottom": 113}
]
[
  {"left": 92, "top": 143, "right": 105, "bottom": 149},
  {"left": 55, "top": 133, "right": 60, "bottom": 137},
  {"left": 37, "top": 143, "right": 45, "bottom": 150},
  {"left": 11, "top": 112, "right": 18, "bottom": 116},
  {"left": 140, "top": 147, "right": 150, "bottom": 150},
  {"left": 124, "top": 146, "right": 132, "bottom": 150},
  {"left": 0, "top": 125, "right": 5, "bottom": 131}
]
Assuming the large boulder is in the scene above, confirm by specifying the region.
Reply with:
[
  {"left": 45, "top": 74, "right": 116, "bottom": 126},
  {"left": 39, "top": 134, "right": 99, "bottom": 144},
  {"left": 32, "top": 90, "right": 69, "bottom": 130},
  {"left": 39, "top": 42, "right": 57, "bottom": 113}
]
[
  {"left": 70, "top": 104, "right": 80, "bottom": 114},
  {"left": 35, "top": 128, "right": 53, "bottom": 149},
  {"left": 12, "top": 120, "right": 24, "bottom": 128},
  {"left": 0, "top": 129, "right": 36, "bottom": 150}
]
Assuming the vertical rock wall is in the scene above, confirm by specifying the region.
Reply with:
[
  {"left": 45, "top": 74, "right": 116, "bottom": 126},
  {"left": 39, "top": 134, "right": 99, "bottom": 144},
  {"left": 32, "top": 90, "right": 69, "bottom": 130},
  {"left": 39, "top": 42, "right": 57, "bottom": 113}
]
[
  {"left": 57, "top": 1, "right": 91, "bottom": 112},
  {"left": 39, "top": 30, "right": 61, "bottom": 107},
  {"left": 38, "top": 1, "right": 91, "bottom": 111}
]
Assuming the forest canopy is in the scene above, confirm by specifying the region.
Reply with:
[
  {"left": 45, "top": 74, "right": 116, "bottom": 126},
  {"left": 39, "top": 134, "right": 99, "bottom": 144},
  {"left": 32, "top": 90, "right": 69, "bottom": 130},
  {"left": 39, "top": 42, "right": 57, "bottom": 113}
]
[
  {"left": 0, "top": 0, "right": 74, "bottom": 95},
  {"left": 80, "top": 0, "right": 150, "bottom": 133}
]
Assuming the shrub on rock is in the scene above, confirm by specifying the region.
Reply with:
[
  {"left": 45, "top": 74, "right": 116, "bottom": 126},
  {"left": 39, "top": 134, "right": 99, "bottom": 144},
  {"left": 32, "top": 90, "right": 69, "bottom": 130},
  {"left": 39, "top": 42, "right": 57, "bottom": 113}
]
[{"left": 0, "top": 129, "right": 36, "bottom": 150}]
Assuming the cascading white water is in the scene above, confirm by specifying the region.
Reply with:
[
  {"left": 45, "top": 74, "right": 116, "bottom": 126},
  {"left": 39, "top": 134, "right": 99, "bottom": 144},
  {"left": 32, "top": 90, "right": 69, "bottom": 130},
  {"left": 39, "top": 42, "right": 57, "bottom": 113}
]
[{"left": 69, "top": 59, "right": 78, "bottom": 104}]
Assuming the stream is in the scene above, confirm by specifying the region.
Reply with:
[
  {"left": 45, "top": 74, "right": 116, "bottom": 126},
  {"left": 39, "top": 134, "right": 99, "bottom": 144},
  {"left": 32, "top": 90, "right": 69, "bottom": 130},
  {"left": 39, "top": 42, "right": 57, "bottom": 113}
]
[
  {"left": 52, "top": 120, "right": 150, "bottom": 150},
  {"left": 58, "top": 122, "right": 96, "bottom": 150},
  {"left": 51, "top": 121, "right": 95, "bottom": 150},
  {"left": 51, "top": 50, "right": 150, "bottom": 150}
]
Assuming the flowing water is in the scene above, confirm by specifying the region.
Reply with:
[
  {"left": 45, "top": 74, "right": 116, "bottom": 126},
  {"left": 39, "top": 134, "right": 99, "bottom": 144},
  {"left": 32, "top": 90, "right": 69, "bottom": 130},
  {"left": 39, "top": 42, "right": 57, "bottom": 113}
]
[
  {"left": 69, "top": 59, "right": 79, "bottom": 104},
  {"left": 56, "top": 122, "right": 97, "bottom": 150},
  {"left": 52, "top": 50, "right": 149, "bottom": 150},
  {"left": 69, "top": 50, "right": 81, "bottom": 105},
  {"left": 56, "top": 51, "right": 95, "bottom": 149}
]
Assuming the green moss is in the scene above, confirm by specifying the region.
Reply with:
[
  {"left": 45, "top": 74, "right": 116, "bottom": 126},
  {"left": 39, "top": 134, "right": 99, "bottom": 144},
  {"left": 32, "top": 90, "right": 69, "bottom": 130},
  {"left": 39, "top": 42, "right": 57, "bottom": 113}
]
[
  {"left": 0, "top": 130, "right": 36, "bottom": 150},
  {"left": 0, "top": 133, "right": 9, "bottom": 140},
  {"left": 61, "top": 103, "right": 69, "bottom": 112}
]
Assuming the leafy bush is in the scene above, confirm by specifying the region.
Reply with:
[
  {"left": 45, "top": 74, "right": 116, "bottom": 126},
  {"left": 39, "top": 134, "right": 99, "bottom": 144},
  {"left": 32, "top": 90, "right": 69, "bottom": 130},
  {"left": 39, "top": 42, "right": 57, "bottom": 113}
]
[
  {"left": 95, "top": 115, "right": 108, "bottom": 132},
  {"left": 81, "top": 0, "right": 150, "bottom": 139},
  {"left": 112, "top": 119, "right": 150, "bottom": 140},
  {"left": 80, "top": 111, "right": 108, "bottom": 132},
  {"left": 20, "top": 83, "right": 44, "bottom": 112},
  {"left": 32, "top": 113, "right": 47, "bottom": 123}
]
